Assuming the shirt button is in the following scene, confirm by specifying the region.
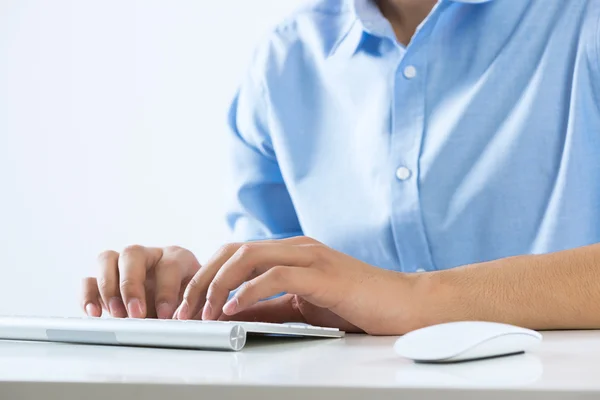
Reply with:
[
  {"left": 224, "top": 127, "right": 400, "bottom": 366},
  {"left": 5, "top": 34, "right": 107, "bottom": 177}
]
[
  {"left": 403, "top": 65, "right": 417, "bottom": 79},
  {"left": 416, "top": 268, "right": 426, "bottom": 273},
  {"left": 396, "top": 166, "right": 412, "bottom": 181}
]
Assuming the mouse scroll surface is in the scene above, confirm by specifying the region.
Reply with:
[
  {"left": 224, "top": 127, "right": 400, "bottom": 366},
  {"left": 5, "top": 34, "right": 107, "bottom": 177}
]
[{"left": 394, "top": 321, "right": 542, "bottom": 363}]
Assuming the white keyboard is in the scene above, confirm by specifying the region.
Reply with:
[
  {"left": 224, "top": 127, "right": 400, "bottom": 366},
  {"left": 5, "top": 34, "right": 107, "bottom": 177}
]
[{"left": 0, "top": 316, "right": 345, "bottom": 351}]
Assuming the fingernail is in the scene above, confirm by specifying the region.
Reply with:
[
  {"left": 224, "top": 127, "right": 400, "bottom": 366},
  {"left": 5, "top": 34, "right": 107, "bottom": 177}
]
[
  {"left": 222, "top": 298, "right": 238, "bottom": 316},
  {"left": 127, "top": 298, "right": 143, "bottom": 318},
  {"left": 156, "top": 302, "right": 173, "bottom": 320},
  {"left": 177, "top": 301, "right": 189, "bottom": 320},
  {"left": 109, "top": 297, "right": 126, "bottom": 317},
  {"left": 202, "top": 301, "right": 213, "bottom": 320},
  {"left": 85, "top": 303, "right": 100, "bottom": 317}
]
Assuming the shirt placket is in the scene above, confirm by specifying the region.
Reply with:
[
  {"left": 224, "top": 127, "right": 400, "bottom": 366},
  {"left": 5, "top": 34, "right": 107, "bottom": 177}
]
[{"left": 389, "top": 7, "right": 446, "bottom": 273}]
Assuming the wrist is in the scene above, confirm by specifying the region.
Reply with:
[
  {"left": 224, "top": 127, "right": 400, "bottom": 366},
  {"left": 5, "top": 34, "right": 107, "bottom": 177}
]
[
  {"left": 359, "top": 270, "right": 430, "bottom": 335},
  {"left": 399, "top": 271, "right": 447, "bottom": 332},
  {"left": 398, "top": 268, "right": 471, "bottom": 333},
  {"left": 410, "top": 270, "right": 456, "bottom": 329}
]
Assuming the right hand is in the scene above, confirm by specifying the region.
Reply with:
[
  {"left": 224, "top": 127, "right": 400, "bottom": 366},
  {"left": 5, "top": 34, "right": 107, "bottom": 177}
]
[{"left": 81, "top": 245, "right": 201, "bottom": 319}]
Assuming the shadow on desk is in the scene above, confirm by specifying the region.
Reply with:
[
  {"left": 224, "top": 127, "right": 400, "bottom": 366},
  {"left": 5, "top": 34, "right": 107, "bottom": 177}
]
[{"left": 244, "top": 334, "right": 328, "bottom": 349}]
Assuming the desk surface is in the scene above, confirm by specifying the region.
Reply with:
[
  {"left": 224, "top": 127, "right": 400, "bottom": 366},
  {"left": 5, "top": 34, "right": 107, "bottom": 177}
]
[{"left": 0, "top": 330, "right": 599, "bottom": 400}]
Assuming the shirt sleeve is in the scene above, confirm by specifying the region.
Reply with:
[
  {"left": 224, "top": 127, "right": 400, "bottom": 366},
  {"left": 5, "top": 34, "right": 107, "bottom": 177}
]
[
  {"left": 224, "top": 67, "right": 303, "bottom": 243},
  {"left": 597, "top": 12, "right": 600, "bottom": 86},
  {"left": 592, "top": 7, "right": 600, "bottom": 111}
]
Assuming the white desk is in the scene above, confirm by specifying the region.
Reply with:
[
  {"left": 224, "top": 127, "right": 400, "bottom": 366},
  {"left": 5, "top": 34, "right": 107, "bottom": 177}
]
[{"left": 0, "top": 331, "right": 599, "bottom": 400}]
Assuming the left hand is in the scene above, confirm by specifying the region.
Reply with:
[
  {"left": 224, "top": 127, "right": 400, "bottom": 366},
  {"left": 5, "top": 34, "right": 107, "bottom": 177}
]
[{"left": 173, "top": 236, "right": 415, "bottom": 335}]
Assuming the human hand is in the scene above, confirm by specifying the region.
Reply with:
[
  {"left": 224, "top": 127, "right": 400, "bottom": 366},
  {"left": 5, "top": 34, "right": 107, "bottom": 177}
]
[
  {"left": 81, "top": 245, "right": 201, "bottom": 319},
  {"left": 174, "top": 237, "right": 415, "bottom": 335}
]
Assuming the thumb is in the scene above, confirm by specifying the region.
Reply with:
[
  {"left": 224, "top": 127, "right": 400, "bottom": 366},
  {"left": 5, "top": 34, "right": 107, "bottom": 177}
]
[{"left": 217, "top": 294, "right": 305, "bottom": 323}]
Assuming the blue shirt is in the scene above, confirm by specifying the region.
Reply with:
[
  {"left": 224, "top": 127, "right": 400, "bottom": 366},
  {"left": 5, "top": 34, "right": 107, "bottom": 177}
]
[{"left": 225, "top": 0, "right": 600, "bottom": 273}]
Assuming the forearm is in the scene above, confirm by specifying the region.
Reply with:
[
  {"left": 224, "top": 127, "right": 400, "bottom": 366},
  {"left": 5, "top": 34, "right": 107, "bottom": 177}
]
[{"left": 413, "top": 243, "right": 600, "bottom": 331}]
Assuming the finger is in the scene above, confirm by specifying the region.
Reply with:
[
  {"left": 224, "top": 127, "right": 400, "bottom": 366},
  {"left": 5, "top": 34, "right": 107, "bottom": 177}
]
[
  {"left": 219, "top": 294, "right": 363, "bottom": 333},
  {"left": 172, "top": 276, "right": 195, "bottom": 320},
  {"left": 222, "top": 267, "right": 321, "bottom": 316},
  {"left": 97, "top": 250, "right": 127, "bottom": 318},
  {"left": 203, "top": 244, "right": 315, "bottom": 320},
  {"left": 81, "top": 277, "right": 103, "bottom": 317},
  {"left": 218, "top": 294, "right": 305, "bottom": 323},
  {"left": 174, "top": 242, "right": 241, "bottom": 320},
  {"left": 153, "top": 247, "right": 193, "bottom": 319},
  {"left": 118, "top": 245, "right": 163, "bottom": 318},
  {"left": 175, "top": 238, "right": 316, "bottom": 320}
]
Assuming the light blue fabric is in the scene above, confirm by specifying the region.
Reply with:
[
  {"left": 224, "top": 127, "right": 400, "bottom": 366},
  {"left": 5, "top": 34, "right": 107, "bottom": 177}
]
[{"left": 225, "top": 0, "right": 600, "bottom": 273}]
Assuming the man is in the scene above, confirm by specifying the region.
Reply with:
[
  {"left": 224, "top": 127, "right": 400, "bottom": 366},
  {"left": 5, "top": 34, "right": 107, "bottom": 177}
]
[{"left": 81, "top": 0, "right": 600, "bottom": 335}]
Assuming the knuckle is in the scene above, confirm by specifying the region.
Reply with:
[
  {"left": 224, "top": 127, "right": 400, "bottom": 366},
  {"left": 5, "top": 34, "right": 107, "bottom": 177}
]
[
  {"left": 119, "top": 279, "right": 140, "bottom": 296},
  {"left": 97, "top": 250, "right": 118, "bottom": 265},
  {"left": 206, "top": 278, "right": 228, "bottom": 301},
  {"left": 186, "top": 275, "right": 201, "bottom": 290},
  {"left": 163, "top": 245, "right": 185, "bottom": 255},
  {"left": 121, "top": 244, "right": 146, "bottom": 258},
  {"left": 205, "top": 287, "right": 217, "bottom": 303},
  {"left": 208, "top": 278, "right": 224, "bottom": 293},
  {"left": 216, "top": 242, "right": 241, "bottom": 258},
  {"left": 238, "top": 279, "right": 255, "bottom": 296},
  {"left": 184, "top": 274, "right": 203, "bottom": 298},
  {"left": 269, "top": 266, "right": 288, "bottom": 282},
  {"left": 308, "top": 244, "right": 329, "bottom": 260},
  {"left": 157, "top": 257, "right": 178, "bottom": 270},
  {"left": 225, "top": 242, "right": 242, "bottom": 253},
  {"left": 96, "top": 277, "right": 113, "bottom": 294},
  {"left": 237, "top": 243, "right": 255, "bottom": 258},
  {"left": 162, "top": 246, "right": 200, "bottom": 271}
]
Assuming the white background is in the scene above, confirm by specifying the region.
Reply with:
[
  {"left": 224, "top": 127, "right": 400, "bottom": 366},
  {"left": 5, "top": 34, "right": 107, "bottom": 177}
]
[{"left": 0, "top": 0, "right": 304, "bottom": 317}]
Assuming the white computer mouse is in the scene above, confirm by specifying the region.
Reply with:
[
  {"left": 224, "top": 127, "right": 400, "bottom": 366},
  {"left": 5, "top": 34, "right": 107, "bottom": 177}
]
[{"left": 394, "top": 321, "right": 542, "bottom": 363}]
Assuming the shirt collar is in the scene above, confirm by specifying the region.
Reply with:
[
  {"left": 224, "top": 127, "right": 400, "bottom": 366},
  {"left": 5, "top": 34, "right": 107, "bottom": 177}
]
[{"left": 329, "top": 0, "right": 495, "bottom": 57}]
